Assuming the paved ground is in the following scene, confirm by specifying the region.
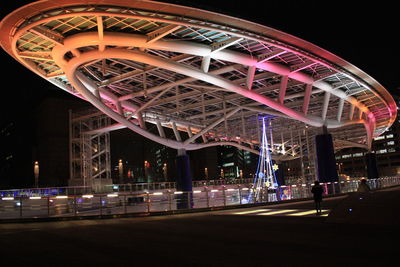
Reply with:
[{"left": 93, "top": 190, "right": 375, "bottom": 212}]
[{"left": 1, "top": 187, "right": 399, "bottom": 266}]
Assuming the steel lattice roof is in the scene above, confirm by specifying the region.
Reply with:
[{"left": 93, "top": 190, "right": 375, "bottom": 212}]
[{"left": 0, "top": 0, "right": 397, "bottom": 159}]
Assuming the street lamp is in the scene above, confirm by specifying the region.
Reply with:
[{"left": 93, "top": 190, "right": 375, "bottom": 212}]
[
  {"left": 163, "top": 163, "right": 168, "bottom": 181},
  {"left": 144, "top": 160, "right": 149, "bottom": 183},
  {"left": 118, "top": 159, "right": 123, "bottom": 184},
  {"left": 33, "top": 161, "right": 39, "bottom": 188}
]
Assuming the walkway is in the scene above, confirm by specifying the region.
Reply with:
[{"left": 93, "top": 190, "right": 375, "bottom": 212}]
[{"left": 1, "top": 187, "right": 398, "bottom": 266}]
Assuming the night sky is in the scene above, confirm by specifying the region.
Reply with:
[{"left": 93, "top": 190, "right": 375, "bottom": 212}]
[{"left": 0, "top": 0, "right": 398, "bottom": 117}]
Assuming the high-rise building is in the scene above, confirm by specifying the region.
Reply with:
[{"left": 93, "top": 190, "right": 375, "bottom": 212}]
[
  {"left": 217, "top": 146, "right": 258, "bottom": 180},
  {"left": 336, "top": 95, "right": 400, "bottom": 178},
  {"left": 0, "top": 89, "right": 87, "bottom": 189}
]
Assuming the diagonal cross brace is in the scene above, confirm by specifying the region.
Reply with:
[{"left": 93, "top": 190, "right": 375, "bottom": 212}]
[{"left": 184, "top": 107, "right": 241, "bottom": 144}]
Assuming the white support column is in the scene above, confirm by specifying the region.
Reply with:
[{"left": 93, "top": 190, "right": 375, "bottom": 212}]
[
  {"left": 137, "top": 112, "right": 147, "bottom": 130},
  {"left": 96, "top": 16, "right": 105, "bottom": 51},
  {"left": 364, "top": 121, "right": 375, "bottom": 151},
  {"left": 278, "top": 75, "right": 288, "bottom": 104},
  {"left": 185, "top": 126, "right": 193, "bottom": 139},
  {"left": 349, "top": 104, "right": 355, "bottom": 120},
  {"left": 337, "top": 98, "right": 345, "bottom": 122},
  {"left": 321, "top": 92, "right": 331, "bottom": 121},
  {"left": 358, "top": 109, "right": 363, "bottom": 120},
  {"left": 156, "top": 120, "right": 165, "bottom": 138},
  {"left": 302, "top": 83, "right": 312, "bottom": 115},
  {"left": 246, "top": 66, "right": 256, "bottom": 90},
  {"left": 172, "top": 122, "right": 182, "bottom": 142},
  {"left": 201, "top": 56, "right": 211, "bottom": 73},
  {"left": 202, "top": 135, "right": 208, "bottom": 143}
]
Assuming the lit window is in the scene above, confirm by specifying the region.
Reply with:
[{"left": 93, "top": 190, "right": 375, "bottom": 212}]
[
  {"left": 342, "top": 154, "right": 352, "bottom": 159},
  {"left": 387, "top": 141, "right": 395, "bottom": 146},
  {"left": 352, "top": 153, "right": 363, "bottom": 157},
  {"left": 376, "top": 149, "right": 387, "bottom": 154},
  {"left": 388, "top": 148, "right": 396, "bottom": 153},
  {"left": 386, "top": 134, "right": 394, "bottom": 139}
]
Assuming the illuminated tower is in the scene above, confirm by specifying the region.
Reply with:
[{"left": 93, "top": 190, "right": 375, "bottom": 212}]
[{"left": 252, "top": 117, "right": 278, "bottom": 201}]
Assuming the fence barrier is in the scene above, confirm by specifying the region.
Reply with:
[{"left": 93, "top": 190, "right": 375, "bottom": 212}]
[{"left": 1, "top": 177, "right": 399, "bottom": 220}]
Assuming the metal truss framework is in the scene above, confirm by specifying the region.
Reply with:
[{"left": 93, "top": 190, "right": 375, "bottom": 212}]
[
  {"left": 1, "top": 0, "right": 397, "bottom": 165},
  {"left": 69, "top": 109, "right": 112, "bottom": 192}
]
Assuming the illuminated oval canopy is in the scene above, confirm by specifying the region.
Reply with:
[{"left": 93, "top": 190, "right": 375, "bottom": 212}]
[{"left": 0, "top": 0, "right": 396, "bottom": 159}]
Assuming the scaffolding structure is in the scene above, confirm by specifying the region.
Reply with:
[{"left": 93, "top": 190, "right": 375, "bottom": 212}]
[
  {"left": 68, "top": 109, "right": 112, "bottom": 192},
  {"left": 298, "top": 128, "right": 317, "bottom": 184}
]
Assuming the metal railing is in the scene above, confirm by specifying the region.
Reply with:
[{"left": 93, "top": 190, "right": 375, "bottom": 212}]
[
  {"left": 108, "top": 178, "right": 254, "bottom": 193},
  {"left": 1, "top": 177, "right": 399, "bottom": 220},
  {"left": 0, "top": 178, "right": 255, "bottom": 197}
]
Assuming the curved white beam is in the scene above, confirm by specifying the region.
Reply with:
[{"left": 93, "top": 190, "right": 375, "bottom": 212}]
[
  {"left": 51, "top": 32, "right": 371, "bottom": 118},
  {"left": 61, "top": 47, "right": 368, "bottom": 154},
  {"left": 70, "top": 68, "right": 197, "bottom": 150},
  {"left": 56, "top": 47, "right": 351, "bottom": 129}
]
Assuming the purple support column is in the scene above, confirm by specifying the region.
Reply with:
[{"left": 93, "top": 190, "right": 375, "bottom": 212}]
[
  {"left": 175, "top": 149, "right": 193, "bottom": 209},
  {"left": 315, "top": 128, "right": 338, "bottom": 183}
]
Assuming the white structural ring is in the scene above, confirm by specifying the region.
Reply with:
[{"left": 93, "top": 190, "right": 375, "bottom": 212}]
[
  {"left": 61, "top": 47, "right": 368, "bottom": 151},
  {"left": 1, "top": 0, "right": 396, "bottom": 155},
  {"left": 52, "top": 32, "right": 371, "bottom": 122}
]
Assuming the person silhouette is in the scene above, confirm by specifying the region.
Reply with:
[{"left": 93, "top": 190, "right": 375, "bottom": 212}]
[{"left": 311, "top": 181, "right": 324, "bottom": 215}]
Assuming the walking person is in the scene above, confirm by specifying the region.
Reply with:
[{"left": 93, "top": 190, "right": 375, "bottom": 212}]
[{"left": 311, "top": 181, "right": 324, "bottom": 215}]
